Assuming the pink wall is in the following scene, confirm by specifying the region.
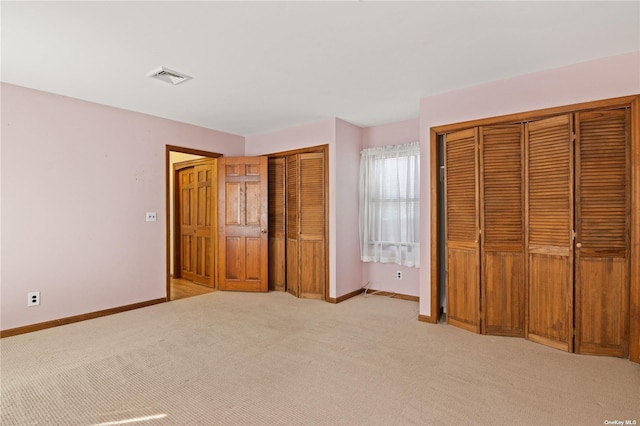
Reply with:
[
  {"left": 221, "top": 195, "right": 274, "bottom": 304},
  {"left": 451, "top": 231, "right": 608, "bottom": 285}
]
[
  {"left": 362, "top": 118, "right": 419, "bottom": 148},
  {"left": 244, "top": 119, "right": 335, "bottom": 156},
  {"left": 361, "top": 118, "right": 420, "bottom": 296},
  {"left": 418, "top": 51, "right": 640, "bottom": 316},
  {"left": 334, "top": 119, "right": 363, "bottom": 298},
  {"left": 1, "top": 83, "right": 245, "bottom": 331}
]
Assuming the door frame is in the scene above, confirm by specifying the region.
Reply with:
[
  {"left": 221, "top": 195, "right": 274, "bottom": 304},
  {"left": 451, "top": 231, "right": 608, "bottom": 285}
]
[
  {"left": 428, "top": 95, "right": 640, "bottom": 363},
  {"left": 165, "top": 145, "right": 222, "bottom": 300}
]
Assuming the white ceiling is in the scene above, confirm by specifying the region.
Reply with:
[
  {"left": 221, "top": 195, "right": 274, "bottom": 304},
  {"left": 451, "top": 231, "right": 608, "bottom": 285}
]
[{"left": 2, "top": 1, "right": 639, "bottom": 136}]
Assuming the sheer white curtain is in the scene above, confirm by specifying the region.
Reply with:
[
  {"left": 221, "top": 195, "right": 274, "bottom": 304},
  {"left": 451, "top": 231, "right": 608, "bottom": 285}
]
[{"left": 359, "top": 141, "right": 420, "bottom": 267}]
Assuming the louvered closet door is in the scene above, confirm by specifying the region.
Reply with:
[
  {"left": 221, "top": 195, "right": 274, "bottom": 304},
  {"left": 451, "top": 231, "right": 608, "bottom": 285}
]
[
  {"left": 445, "top": 128, "right": 481, "bottom": 333},
  {"left": 298, "top": 152, "right": 325, "bottom": 299},
  {"left": 480, "top": 124, "right": 525, "bottom": 336},
  {"left": 526, "top": 115, "right": 574, "bottom": 352},
  {"left": 574, "top": 109, "right": 630, "bottom": 357},
  {"left": 286, "top": 155, "right": 300, "bottom": 297},
  {"left": 268, "top": 158, "right": 286, "bottom": 292}
]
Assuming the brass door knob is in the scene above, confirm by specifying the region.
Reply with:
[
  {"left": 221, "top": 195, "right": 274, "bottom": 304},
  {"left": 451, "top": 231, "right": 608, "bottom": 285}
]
[
  {"left": 261, "top": 228, "right": 267, "bottom": 234},
  {"left": 576, "top": 242, "right": 582, "bottom": 248}
]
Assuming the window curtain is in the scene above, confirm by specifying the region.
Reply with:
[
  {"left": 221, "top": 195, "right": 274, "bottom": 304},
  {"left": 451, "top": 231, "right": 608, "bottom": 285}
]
[{"left": 359, "top": 141, "right": 420, "bottom": 267}]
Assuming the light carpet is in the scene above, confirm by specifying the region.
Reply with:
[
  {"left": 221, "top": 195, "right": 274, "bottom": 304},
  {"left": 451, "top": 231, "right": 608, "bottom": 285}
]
[{"left": 1, "top": 291, "right": 638, "bottom": 425}]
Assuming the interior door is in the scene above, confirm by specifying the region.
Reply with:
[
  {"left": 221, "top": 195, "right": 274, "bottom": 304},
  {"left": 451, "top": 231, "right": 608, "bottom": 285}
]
[
  {"left": 445, "top": 128, "right": 481, "bottom": 333},
  {"left": 218, "top": 157, "right": 269, "bottom": 292},
  {"left": 574, "top": 109, "right": 630, "bottom": 357},
  {"left": 178, "top": 167, "right": 196, "bottom": 282},
  {"left": 526, "top": 115, "right": 574, "bottom": 352},
  {"left": 192, "top": 162, "right": 216, "bottom": 287},
  {"left": 480, "top": 124, "right": 525, "bottom": 336}
]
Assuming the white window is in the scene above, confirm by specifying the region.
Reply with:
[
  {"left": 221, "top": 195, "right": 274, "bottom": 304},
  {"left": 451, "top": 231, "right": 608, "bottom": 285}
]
[{"left": 359, "top": 141, "right": 420, "bottom": 267}]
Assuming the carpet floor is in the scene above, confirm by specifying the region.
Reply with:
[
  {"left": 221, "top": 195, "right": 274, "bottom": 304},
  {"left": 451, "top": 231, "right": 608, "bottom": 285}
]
[{"left": 1, "top": 291, "right": 638, "bottom": 425}]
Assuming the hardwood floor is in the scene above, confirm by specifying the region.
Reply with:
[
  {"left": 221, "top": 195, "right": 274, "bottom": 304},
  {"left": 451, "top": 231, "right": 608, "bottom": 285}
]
[{"left": 170, "top": 277, "right": 216, "bottom": 301}]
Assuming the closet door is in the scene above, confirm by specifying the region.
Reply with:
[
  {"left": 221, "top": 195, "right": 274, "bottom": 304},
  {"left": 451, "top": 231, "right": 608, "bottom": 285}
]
[
  {"left": 574, "top": 109, "right": 630, "bottom": 357},
  {"left": 268, "top": 158, "right": 286, "bottom": 292},
  {"left": 480, "top": 124, "right": 525, "bottom": 336},
  {"left": 445, "top": 128, "right": 481, "bottom": 333},
  {"left": 526, "top": 115, "right": 574, "bottom": 352},
  {"left": 286, "top": 156, "right": 300, "bottom": 297},
  {"left": 298, "top": 152, "right": 325, "bottom": 299}
]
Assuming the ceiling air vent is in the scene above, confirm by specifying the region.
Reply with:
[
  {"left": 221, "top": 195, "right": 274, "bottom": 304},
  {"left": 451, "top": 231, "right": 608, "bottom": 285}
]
[{"left": 147, "top": 66, "right": 192, "bottom": 85}]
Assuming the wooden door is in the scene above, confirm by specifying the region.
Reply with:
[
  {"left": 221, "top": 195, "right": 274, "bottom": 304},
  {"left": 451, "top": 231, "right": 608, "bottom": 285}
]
[
  {"left": 268, "top": 157, "right": 286, "bottom": 292},
  {"left": 445, "top": 128, "right": 481, "bottom": 333},
  {"left": 526, "top": 115, "right": 574, "bottom": 352},
  {"left": 218, "top": 157, "right": 268, "bottom": 292},
  {"left": 298, "top": 152, "right": 326, "bottom": 299},
  {"left": 176, "top": 161, "right": 216, "bottom": 287},
  {"left": 192, "top": 163, "right": 216, "bottom": 287},
  {"left": 574, "top": 109, "right": 630, "bottom": 357},
  {"left": 286, "top": 156, "right": 300, "bottom": 297},
  {"left": 178, "top": 167, "right": 196, "bottom": 282},
  {"left": 480, "top": 124, "right": 525, "bottom": 336}
]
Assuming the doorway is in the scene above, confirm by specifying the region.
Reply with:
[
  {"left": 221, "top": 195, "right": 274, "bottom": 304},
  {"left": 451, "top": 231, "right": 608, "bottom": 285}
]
[{"left": 166, "top": 145, "right": 222, "bottom": 301}]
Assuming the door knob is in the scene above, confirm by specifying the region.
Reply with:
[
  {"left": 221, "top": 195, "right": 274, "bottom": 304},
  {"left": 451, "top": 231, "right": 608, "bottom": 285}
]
[
  {"left": 261, "top": 228, "right": 267, "bottom": 234},
  {"left": 576, "top": 242, "right": 582, "bottom": 248}
]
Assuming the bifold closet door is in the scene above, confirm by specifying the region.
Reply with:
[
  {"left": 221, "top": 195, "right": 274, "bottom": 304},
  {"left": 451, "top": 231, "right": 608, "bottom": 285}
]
[
  {"left": 268, "top": 158, "right": 286, "bottom": 292},
  {"left": 445, "top": 128, "right": 481, "bottom": 333},
  {"left": 574, "top": 109, "right": 630, "bottom": 357},
  {"left": 480, "top": 124, "right": 525, "bottom": 336},
  {"left": 286, "top": 156, "right": 300, "bottom": 297},
  {"left": 286, "top": 153, "right": 326, "bottom": 299},
  {"left": 297, "top": 152, "right": 325, "bottom": 299},
  {"left": 526, "top": 115, "right": 574, "bottom": 352}
]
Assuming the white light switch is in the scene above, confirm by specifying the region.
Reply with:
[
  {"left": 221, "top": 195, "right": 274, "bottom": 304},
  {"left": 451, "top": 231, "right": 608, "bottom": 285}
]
[{"left": 146, "top": 212, "right": 157, "bottom": 222}]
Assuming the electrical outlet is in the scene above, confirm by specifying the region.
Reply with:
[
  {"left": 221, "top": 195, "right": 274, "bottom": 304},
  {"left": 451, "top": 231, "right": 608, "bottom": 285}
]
[
  {"left": 396, "top": 271, "right": 402, "bottom": 280},
  {"left": 27, "top": 291, "right": 40, "bottom": 307},
  {"left": 146, "top": 212, "right": 157, "bottom": 222}
]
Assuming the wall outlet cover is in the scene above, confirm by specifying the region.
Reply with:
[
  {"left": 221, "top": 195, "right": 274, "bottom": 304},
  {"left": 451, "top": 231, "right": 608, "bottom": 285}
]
[{"left": 27, "top": 291, "right": 40, "bottom": 306}]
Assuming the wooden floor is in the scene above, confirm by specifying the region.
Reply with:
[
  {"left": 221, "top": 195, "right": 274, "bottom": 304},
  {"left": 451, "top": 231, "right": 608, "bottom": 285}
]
[{"left": 170, "top": 277, "right": 216, "bottom": 301}]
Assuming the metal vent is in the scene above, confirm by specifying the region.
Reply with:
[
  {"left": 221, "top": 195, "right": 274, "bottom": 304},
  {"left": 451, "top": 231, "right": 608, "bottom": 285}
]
[{"left": 147, "top": 66, "right": 192, "bottom": 85}]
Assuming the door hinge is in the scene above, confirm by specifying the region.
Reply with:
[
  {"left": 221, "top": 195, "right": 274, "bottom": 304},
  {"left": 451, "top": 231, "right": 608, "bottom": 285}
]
[
  {"left": 571, "top": 132, "right": 576, "bottom": 142},
  {"left": 572, "top": 328, "right": 576, "bottom": 337},
  {"left": 572, "top": 230, "right": 576, "bottom": 240}
]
